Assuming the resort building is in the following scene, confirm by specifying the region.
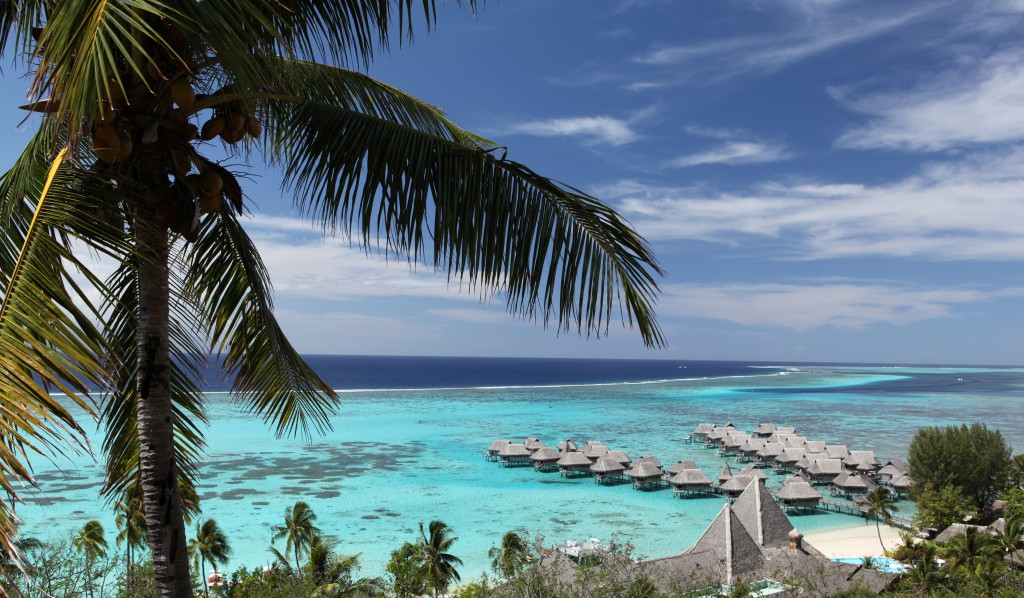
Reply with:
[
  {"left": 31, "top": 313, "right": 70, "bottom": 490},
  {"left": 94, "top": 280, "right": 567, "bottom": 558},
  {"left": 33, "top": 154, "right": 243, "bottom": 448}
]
[
  {"left": 556, "top": 438, "right": 578, "bottom": 453},
  {"left": 830, "top": 470, "right": 869, "bottom": 498},
  {"left": 666, "top": 459, "right": 701, "bottom": 476},
  {"left": 843, "top": 450, "right": 880, "bottom": 472},
  {"left": 775, "top": 476, "right": 821, "bottom": 512},
  {"left": 718, "top": 463, "right": 733, "bottom": 485},
  {"left": 591, "top": 456, "right": 627, "bottom": 484},
  {"left": 720, "top": 474, "right": 755, "bottom": 499},
  {"left": 670, "top": 468, "right": 713, "bottom": 497},
  {"left": 806, "top": 458, "right": 844, "bottom": 484},
  {"left": 625, "top": 461, "right": 664, "bottom": 490},
  {"left": 556, "top": 451, "right": 593, "bottom": 477},
  {"left": 523, "top": 437, "right": 546, "bottom": 452},
  {"left": 752, "top": 422, "right": 776, "bottom": 438},
  {"left": 497, "top": 443, "right": 532, "bottom": 466},
  {"left": 876, "top": 459, "right": 909, "bottom": 481},
  {"left": 486, "top": 439, "right": 510, "bottom": 462},
  {"left": 530, "top": 446, "right": 561, "bottom": 472},
  {"left": 604, "top": 450, "right": 632, "bottom": 466},
  {"left": 738, "top": 463, "right": 769, "bottom": 481},
  {"left": 825, "top": 444, "right": 851, "bottom": 460}
]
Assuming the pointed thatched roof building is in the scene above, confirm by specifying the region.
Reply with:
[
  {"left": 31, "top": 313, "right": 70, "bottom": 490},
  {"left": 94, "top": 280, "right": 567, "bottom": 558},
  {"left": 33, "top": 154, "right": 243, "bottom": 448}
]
[
  {"left": 486, "top": 439, "right": 510, "bottom": 455},
  {"left": 720, "top": 474, "right": 755, "bottom": 498},
  {"left": 634, "top": 454, "right": 663, "bottom": 469},
  {"left": 604, "top": 450, "right": 631, "bottom": 465},
  {"left": 556, "top": 438, "right": 578, "bottom": 453},
  {"left": 556, "top": 450, "right": 593, "bottom": 476},
  {"left": 625, "top": 461, "right": 664, "bottom": 489},
  {"left": 718, "top": 463, "right": 733, "bottom": 484},
  {"left": 825, "top": 444, "right": 850, "bottom": 460},
  {"left": 666, "top": 459, "right": 700, "bottom": 476},
  {"left": 739, "top": 463, "right": 769, "bottom": 481},
  {"left": 523, "top": 437, "right": 546, "bottom": 452},
  {"left": 670, "top": 468, "right": 713, "bottom": 496},
  {"left": 830, "top": 470, "right": 868, "bottom": 497},
  {"left": 775, "top": 476, "right": 821, "bottom": 511},
  {"left": 590, "top": 456, "right": 626, "bottom": 474},
  {"left": 530, "top": 446, "right": 560, "bottom": 465},
  {"left": 752, "top": 422, "right": 777, "bottom": 437}
]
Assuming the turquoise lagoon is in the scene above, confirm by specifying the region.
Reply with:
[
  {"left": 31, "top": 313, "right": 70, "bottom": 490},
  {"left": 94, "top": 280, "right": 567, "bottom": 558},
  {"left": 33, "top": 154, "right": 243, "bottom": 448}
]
[{"left": 16, "top": 361, "right": 1024, "bottom": 581}]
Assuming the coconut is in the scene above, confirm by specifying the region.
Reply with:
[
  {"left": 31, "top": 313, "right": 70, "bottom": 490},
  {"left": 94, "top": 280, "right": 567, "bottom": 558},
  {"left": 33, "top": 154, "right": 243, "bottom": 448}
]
[
  {"left": 97, "top": 104, "right": 117, "bottom": 126},
  {"left": 225, "top": 113, "right": 246, "bottom": 135},
  {"left": 200, "top": 191, "right": 222, "bottom": 213},
  {"left": 171, "top": 79, "right": 195, "bottom": 110},
  {"left": 116, "top": 134, "right": 134, "bottom": 162},
  {"left": 201, "top": 117, "right": 225, "bottom": 140},
  {"left": 199, "top": 172, "right": 223, "bottom": 195},
  {"left": 246, "top": 117, "right": 262, "bottom": 139},
  {"left": 92, "top": 125, "right": 122, "bottom": 163}
]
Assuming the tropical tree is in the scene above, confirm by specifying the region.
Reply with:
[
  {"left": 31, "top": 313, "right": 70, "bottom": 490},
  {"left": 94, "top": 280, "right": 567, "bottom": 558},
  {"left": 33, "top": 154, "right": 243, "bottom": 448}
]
[
  {"left": 0, "top": 2, "right": 663, "bottom": 597},
  {"left": 306, "top": 534, "right": 385, "bottom": 597},
  {"left": 272, "top": 501, "right": 322, "bottom": 574},
  {"left": 115, "top": 495, "right": 148, "bottom": 570},
  {"left": 863, "top": 487, "right": 897, "bottom": 553},
  {"left": 386, "top": 541, "right": 427, "bottom": 598},
  {"left": 488, "top": 530, "right": 531, "bottom": 579},
  {"left": 188, "top": 518, "right": 231, "bottom": 596},
  {"left": 418, "top": 520, "right": 463, "bottom": 597},
  {"left": 995, "top": 514, "right": 1024, "bottom": 569},
  {"left": 73, "top": 520, "right": 109, "bottom": 562},
  {"left": 941, "top": 526, "right": 1000, "bottom": 572}
]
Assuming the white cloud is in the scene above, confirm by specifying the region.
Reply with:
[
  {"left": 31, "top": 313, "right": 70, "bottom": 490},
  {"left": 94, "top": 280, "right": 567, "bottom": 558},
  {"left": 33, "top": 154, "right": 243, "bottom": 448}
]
[
  {"left": 835, "top": 49, "right": 1024, "bottom": 151},
  {"left": 504, "top": 116, "right": 638, "bottom": 146},
  {"left": 667, "top": 141, "right": 791, "bottom": 167},
  {"left": 605, "top": 146, "right": 1024, "bottom": 261},
  {"left": 660, "top": 282, "right": 1020, "bottom": 332},
  {"left": 634, "top": 6, "right": 935, "bottom": 78}
]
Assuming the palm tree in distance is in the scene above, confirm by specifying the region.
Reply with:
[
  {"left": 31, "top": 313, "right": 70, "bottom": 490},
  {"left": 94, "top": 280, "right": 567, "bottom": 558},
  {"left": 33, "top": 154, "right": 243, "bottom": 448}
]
[
  {"left": 0, "top": 2, "right": 664, "bottom": 596},
  {"left": 418, "top": 520, "right": 463, "bottom": 597},
  {"left": 115, "top": 495, "right": 148, "bottom": 570},
  {"left": 306, "top": 534, "right": 385, "bottom": 596},
  {"left": 272, "top": 501, "right": 322, "bottom": 574},
  {"left": 489, "top": 530, "right": 531, "bottom": 579},
  {"left": 73, "top": 520, "right": 109, "bottom": 561},
  {"left": 863, "top": 487, "right": 898, "bottom": 553},
  {"left": 188, "top": 518, "right": 231, "bottom": 596},
  {"left": 995, "top": 514, "right": 1024, "bottom": 568}
]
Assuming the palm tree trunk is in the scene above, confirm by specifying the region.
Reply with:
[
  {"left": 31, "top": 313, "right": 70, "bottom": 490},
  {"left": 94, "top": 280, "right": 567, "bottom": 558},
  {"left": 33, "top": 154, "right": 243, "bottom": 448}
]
[
  {"left": 201, "top": 558, "right": 208, "bottom": 597},
  {"left": 876, "top": 521, "right": 885, "bottom": 553},
  {"left": 135, "top": 214, "right": 193, "bottom": 597}
]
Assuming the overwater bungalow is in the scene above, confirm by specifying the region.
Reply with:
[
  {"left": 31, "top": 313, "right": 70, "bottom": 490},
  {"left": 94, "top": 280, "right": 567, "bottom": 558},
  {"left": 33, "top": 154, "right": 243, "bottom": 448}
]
[
  {"left": 486, "top": 439, "right": 510, "bottom": 461},
  {"left": 843, "top": 450, "right": 880, "bottom": 472},
  {"left": 720, "top": 432, "right": 749, "bottom": 456},
  {"left": 804, "top": 440, "right": 827, "bottom": 454},
  {"left": 705, "top": 426, "right": 730, "bottom": 447},
  {"left": 756, "top": 442, "right": 785, "bottom": 466},
  {"left": 752, "top": 422, "right": 777, "bottom": 438},
  {"left": 689, "top": 422, "right": 715, "bottom": 441},
  {"left": 524, "top": 437, "right": 546, "bottom": 452},
  {"left": 891, "top": 474, "right": 913, "bottom": 498},
  {"left": 634, "top": 455, "right": 664, "bottom": 469},
  {"left": 721, "top": 474, "right": 755, "bottom": 499},
  {"left": 557, "top": 438, "right": 578, "bottom": 453},
  {"left": 605, "top": 450, "right": 632, "bottom": 466},
  {"left": 666, "top": 459, "right": 700, "bottom": 476},
  {"left": 718, "top": 463, "right": 733, "bottom": 485},
  {"left": 783, "top": 436, "right": 808, "bottom": 448},
  {"left": 584, "top": 446, "right": 609, "bottom": 462},
  {"left": 739, "top": 463, "right": 769, "bottom": 481},
  {"left": 498, "top": 443, "right": 533, "bottom": 467},
  {"left": 825, "top": 444, "right": 850, "bottom": 460},
  {"left": 775, "top": 426, "right": 796, "bottom": 435},
  {"left": 591, "top": 456, "right": 627, "bottom": 485},
  {"left": 830, "top": 470, "right": 868, "bottom": 498},
  {"left": 806, "top": 458, "right": 844, "bottom": 484},
  {"left": 579, "top": 441, "right": 608, "bottom": 458},
  {"left": 775, "top": 477, "right": 821, "bottom": 512},
  {"left": 556, "top": 451, "right": 594, "bottom": 477},
  {"left": 876, "top": 459, "right": 909, "bottom": 481},
  {"left": 775, "top": 447, "right": 807, "bottom": 472},
  {"left": 530, "top": 446, "right": 561, "bottom": 472},
  {"left": 625, "top": 461, "right": 665, "bottom": 490},
  {"left": 737, "top": 438, "right": 766, "bottom": 462},
  {"left": 670, "top": 468, "right": 713, "bottom": 497}
]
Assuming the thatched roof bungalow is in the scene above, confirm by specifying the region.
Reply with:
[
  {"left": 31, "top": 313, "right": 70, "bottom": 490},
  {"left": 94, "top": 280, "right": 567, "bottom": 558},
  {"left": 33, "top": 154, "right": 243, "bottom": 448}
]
[
  {"left": 579, "top": 441, "right": 608, "bottom": 458},
  {"left": 591, "top": 456, "right": 627, "bottom": 485},
  {"left": 718, "top": 463, "right": 733, "bottom": 485},
  {"left": 498, "top": 443, "right": 532, "bottom": 466},
  {"left": 556, "top": 438, "right": 578, "bottom": 453},
  {"left": 830, "top": 470, "right": 868, "bottom": 497},
  {"left": 604, "top": 450, "right": 631, "bottom": 465},
  {"left": 877, "top": 459, "right": 909, "bottom": 480},
  {"left": 891, "top": 474, "right": 913, "bottom": 497},
  {"left": 783, "top": 436, "right": 808, "bottom": 448},
  {"left": 775, "top": 477, "right": 821, "bottom": 511},
  {"left": 625, "top": 461, "right": 665, "bottom": 490},
  {"left": 485, "top": 439, "right": 510, "bottom": 461},
  {"left": 523, "top": 437, "right": 546, "bottom": 452},
  {"left": 752, "top": 422, "right": 776, "bottom": 438},
  {"left": 775, "top": 447, "right": 807, "bottom": 470},
  {"left": 670, "top": 468, "right": 713, "bottom": 497},
  {"left": 556, "top": 451, "right": 594, "bottom": 477},
  {"left": 825, "top": 444, "right": 850, "bottom": 460},
  {"left": 843, "top": 450, "right": 880, "bottom": 472},
  {"left": 806, "top": 458, "right": 844, "bottom": 483},
  {"left": 737, "top": 438, "right": 766, "bottom": 462},
  {"left": 739, "top": 463, "right": 769, "bottom": 481},
  {"left": 634, "top": 454, "right": 663, "bottom": 469},
  {"left": 804, "top": 440, "right": 827, "bottom": 454},
  {"left": 530, "top": 446, "right": 561, "bottom": 471},
  {"left": 690, "top": 422, "right": 715, "bottom": 439},
  {"left": 721, "top": 474, "right": 755, "bottom": 498},
  {"left": 666, "top": 459, "right": 700, "bottom": 476},
  {"left": 755, "top": 442, "right": 785, "bottom": 465}
]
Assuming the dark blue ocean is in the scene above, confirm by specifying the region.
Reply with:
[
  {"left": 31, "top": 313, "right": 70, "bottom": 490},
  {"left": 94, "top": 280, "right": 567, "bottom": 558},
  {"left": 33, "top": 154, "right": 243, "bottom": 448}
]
[{"left": 20, "top": 357, "right": 1024, "bottom": 580}]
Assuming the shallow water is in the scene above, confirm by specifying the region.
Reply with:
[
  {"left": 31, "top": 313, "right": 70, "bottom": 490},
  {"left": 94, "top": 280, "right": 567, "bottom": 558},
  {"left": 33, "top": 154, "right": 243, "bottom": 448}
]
[{"left": 15, "top": 361, "right": 1024, "bottom": 581}]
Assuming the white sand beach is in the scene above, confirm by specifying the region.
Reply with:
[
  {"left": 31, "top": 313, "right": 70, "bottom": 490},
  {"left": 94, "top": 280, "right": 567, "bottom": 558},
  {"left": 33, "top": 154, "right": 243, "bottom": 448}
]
[{"left": 802, "top": 523, "right": 903, "bottom": 558}]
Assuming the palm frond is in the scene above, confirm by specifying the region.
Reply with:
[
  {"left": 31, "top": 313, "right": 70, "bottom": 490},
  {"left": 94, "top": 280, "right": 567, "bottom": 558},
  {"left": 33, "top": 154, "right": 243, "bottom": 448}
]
[
  {"left": 97, "top": 256, "right": 208, "bottom": 520},
  {"left": 183, "top": 203, "right": 337, "bottom": 440},
  {"left": 0, "top": 148, "right": 112, "bottom": 563},
  {"left": 258, "top": 65, "right": 664, "bottom": 347}
]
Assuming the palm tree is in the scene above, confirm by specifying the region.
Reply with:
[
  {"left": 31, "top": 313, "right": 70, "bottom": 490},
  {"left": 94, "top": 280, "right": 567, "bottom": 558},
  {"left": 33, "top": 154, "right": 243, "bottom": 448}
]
[
  {"left": 942, "top": 526, "right": 999, "bottom": 572},
  {"left": 272, "top": 501, "right": 322, "bottom": 574},
  {"left": 863, "top": 487, "right": 898, "bottom": 553},
  {"left": 0, "top": 3, "right": 663, "bottom": 596},
  {"left": 115, "top": 495, "right": 148, "bottom": 570},
  {"left": 995, "top": 514, "right": 1024, "bottom": 568},
  {"left": 188, "top": 518, "right": 231, "bottom": 596},
  {"left": 418, "top": 520, "right": 463, "bottom": 597},
  {"left": 306, "top": 535, "right": 385, "bottom": 597},
  {"left": 488, "top": 530, "right": 531, "bottom": 579},
  {"left": 73, "top": 520, "right": 109, "bottom": 561}
]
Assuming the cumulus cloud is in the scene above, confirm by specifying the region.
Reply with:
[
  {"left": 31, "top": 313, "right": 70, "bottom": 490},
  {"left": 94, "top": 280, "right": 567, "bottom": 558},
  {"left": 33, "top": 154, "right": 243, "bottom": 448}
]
[
  {"left": 835, "top": 49, "right": 1024, "bottom": 151},
  {"left": 604, "top": 146, "right": 1024, "bottom": 261},
  {"left": 660, "top": 282, "right": 1020, "bottom": 332},
  {"left": 503, "top": 115, "right": 638, "bottom": 146}
]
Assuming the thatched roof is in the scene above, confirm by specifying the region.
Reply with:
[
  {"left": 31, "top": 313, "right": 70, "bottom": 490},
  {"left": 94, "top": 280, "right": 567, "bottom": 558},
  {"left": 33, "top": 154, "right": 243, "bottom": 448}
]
[
  {"left": 723, "top": 432, "right": 750, "bottom": 448},
  {"left": 683, "top": 504, "right": 764, "bottom": 585},
  {"left": 776, "top": 447, "right": 807, "bottom": 464},
  {"left": 844, "top": 450, "right": 879, "bottom": 469},
  {"left": 832, "top": 470, "right": 868, "bottom": 490},
  {"left": 707, "top": 427, "right": 729, "bottom": 441},
  {"left": 524, "top": 437, "right": 546, "bottom": 452},
  {"left": 721, "top": 474, "right": 755, "bottom": 494},
  {"left": 718, "top": 462, "right": 733, "bottom": 483},
  {"left": 579, "top": 441, "right": 607, "bottom": 456},
  {"left": 487, "top": 439, "right": 510, "bottom": 452},
  {"left": 784, "top": 436, "right": 807, "bottom": 448},
  {"left": 585, "top": 446, "right": 609, "bottom": 460},
  {"left": 877, "top": 459, "right": 909, "bottom": 478},
  {"left": 753, "top": 422, "right": 776, "bottom": 436},
  {"left": 556, "top": 451, "right": 592, "bottom": 467},
  {"left": 934, "top": 523, "right": 988, "bottom": 544},
  {"left": 498, "top": 443, "right": 531, "bottom": 457},
  {"left": 739, "top": 463, "right": 769, "bottom": 480},
  {"left": 804, "top": 440, "right": 827, "bottom": 454},
  {"left": 891, "top": 474, "right": 913, "bottom": 490},
  {"left": 825, "top": 444, "right": 850, "bottom": 459},
  {"left": 635, "top": 454, "right": 663, "bottom": 468},
  {"left": 756, "top": 442, "right": 784, "bottom": 458},
  {"left": 557, "top": 438, "right": 578, "bottom": 453},
  {"left": 807, "top": 458, "right": 843, "bottom": 476},
  {"left": 776, "top": 477, "right": 821, "bottom": 502},
  {"left": 666, "top": 459, "right": 700, "bottom": 475},
  {"left": 670, "top": 468, "right": 712, "bottom": 486},
  {"left": 732, "top": 479, "right": 796, "bottom": 548},
  {"left": 775, "top": 426, "right": 796, "bottom": 434},
  {"left": 722, "top": 421, "right": 736, "bottom": 429},
  {"left": 590, "top": 456, "right": 626, "bottom": 474},
  {"left": 739, "top": 438, "right": 766, "bottom": 453},
  {"left": 605, "top": 450, "right": 631, "bottom": 465},
  {"left": 625, "top": 461, "right": 663, "bottom": 479},
  {"left": 530, "top": 447, "right": 560, "bottom": 463},
  {"left": 691, "top": 423, "right": 715, "bottom": 436}
]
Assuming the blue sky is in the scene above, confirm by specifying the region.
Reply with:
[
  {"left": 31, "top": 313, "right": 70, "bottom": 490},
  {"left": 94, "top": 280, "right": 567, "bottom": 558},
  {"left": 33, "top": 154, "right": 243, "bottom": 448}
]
[{"left": 4, "top": 0, "right": 1024, "bottom": 365}]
